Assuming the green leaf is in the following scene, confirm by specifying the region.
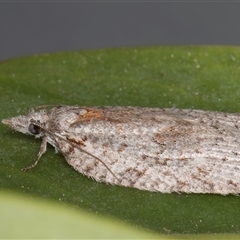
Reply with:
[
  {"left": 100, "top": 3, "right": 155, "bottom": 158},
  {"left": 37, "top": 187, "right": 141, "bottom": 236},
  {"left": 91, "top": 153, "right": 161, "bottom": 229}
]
[
  {"left": 0, "top": 190, "right": 162, "bottom": 239},
  {"left": 1, "top": 46, "right": 240, "bottom": 237}
]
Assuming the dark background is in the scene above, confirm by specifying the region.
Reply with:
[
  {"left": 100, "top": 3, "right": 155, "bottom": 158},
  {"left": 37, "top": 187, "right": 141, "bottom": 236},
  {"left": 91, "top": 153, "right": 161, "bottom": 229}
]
[{"left": 1, "top": 2, "right": 240, "bottom": 61}]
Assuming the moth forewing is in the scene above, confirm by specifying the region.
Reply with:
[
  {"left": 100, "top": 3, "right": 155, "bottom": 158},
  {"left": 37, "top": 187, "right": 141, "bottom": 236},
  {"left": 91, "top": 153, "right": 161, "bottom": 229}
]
[{"left": 2, "top": 106, "right": 240, "bottom": 195}]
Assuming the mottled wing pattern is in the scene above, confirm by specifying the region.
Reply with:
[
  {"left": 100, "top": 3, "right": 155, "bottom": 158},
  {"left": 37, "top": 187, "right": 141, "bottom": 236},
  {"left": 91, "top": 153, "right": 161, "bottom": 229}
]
[{"left": 50, "top": 107, "right": 240, "bottom": 194}]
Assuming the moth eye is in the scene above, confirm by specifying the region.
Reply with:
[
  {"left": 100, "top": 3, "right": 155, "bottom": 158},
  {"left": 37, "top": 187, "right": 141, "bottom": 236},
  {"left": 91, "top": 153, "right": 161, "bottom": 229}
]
[{"left": 28, "top": 123, "right": 41, "bottom": 135}]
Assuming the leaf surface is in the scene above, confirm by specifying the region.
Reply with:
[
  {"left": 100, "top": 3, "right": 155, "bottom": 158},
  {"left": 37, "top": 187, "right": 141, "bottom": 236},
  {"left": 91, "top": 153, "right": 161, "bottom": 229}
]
[{"left": 1, "top": 46, "right": 240, "bottom": 237}]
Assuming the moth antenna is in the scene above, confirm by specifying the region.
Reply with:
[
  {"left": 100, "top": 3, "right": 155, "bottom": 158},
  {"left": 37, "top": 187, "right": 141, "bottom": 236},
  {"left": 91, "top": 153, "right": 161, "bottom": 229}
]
[
  {"left": 63, "top": 137, "right": 121, "bottom": 183},
  {"left": 29, "top": 120, "right": 121, "bottom": 183}
]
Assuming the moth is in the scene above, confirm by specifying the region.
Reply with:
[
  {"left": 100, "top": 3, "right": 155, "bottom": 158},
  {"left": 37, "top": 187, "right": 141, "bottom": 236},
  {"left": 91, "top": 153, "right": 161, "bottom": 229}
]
[{"left": 2, "top": 106, "right": 240, "bottom": 195}]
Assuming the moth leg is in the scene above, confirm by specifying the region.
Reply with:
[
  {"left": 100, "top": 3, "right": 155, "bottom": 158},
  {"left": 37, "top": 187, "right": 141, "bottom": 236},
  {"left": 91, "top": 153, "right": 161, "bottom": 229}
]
[{"left": 22, "top": 136, "right": 47, "bottom": 171}]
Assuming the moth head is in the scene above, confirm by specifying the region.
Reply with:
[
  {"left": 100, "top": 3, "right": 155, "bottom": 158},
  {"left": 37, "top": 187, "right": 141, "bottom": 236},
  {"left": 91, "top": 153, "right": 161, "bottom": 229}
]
[{"left": 2, "top": 111, "right": 47, "bottom": 137}]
